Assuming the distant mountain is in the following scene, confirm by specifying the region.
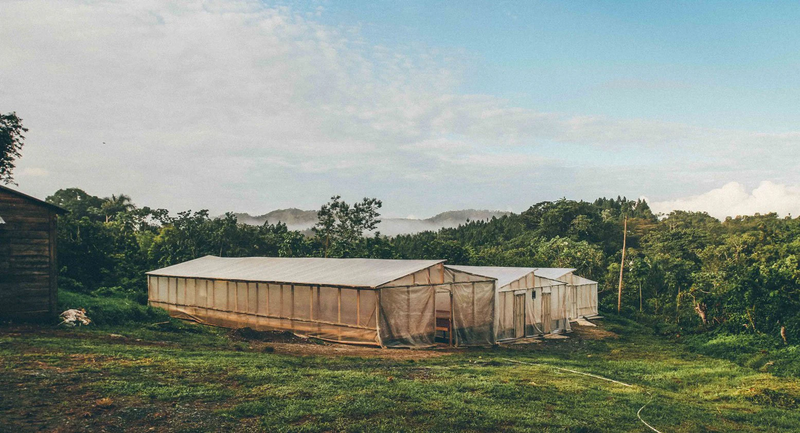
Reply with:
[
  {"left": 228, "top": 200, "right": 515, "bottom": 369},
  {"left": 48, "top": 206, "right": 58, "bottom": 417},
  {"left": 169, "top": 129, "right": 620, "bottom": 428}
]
[
  {"left": 233, "top": 209, "right": 511, "bottom": 236},
  {"left": 233, "top": 208, "right": 317, "bottom": 231}
]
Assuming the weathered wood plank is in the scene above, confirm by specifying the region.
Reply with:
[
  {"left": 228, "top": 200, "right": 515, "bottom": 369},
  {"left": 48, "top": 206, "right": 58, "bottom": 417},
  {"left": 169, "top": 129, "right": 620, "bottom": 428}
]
[
  {"left": 0, "top": 206, "right": 51, "bottom": 217},
  {"left": 0, "top": 289, "right": 51, "bottom": 301},
  {"left": 0, "top": 274, "right": 50, "bottom": 285},
  {"left": 6, "top": 244, "right": 49, "bottom": 255},
  {"left": 0, "top": 230, "right": 50, "bottom": 240},
  {"left": 1, "top": 222, "right": 51, "bottom": 231},
  {"left": 0, "top": 298, "right": 52, "bottom": 312}
]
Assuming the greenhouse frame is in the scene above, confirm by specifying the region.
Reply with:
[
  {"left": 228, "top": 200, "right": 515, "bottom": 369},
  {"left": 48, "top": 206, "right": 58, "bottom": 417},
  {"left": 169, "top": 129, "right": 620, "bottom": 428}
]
[{"left": 147, "top": 256, "right": 497, "bottom": 348}]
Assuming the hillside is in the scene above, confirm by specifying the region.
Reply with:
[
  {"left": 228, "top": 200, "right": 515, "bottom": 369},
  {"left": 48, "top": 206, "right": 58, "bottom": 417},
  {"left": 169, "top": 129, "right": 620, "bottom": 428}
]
[{"left": 233, "top": 209, "right": 511, "bottom": 236}]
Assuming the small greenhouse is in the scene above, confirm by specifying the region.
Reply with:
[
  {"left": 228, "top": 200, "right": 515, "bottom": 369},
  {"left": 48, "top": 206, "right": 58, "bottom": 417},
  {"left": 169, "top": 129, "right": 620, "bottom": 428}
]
[
  {"left": 147, "top": 256, "right": 497, "bottom": 348},
  {"left": 446, "top": 266, "right": 572, "bottom": 342},
  {"left": 535, "top": 268, "right": 599, "bottom": 320}
]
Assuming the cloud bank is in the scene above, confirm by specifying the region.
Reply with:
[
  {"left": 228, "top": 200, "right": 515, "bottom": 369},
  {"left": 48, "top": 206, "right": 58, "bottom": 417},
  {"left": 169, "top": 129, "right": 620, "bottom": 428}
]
[{"left": 649, "top": 181, "right": 800, "bottom": 219}]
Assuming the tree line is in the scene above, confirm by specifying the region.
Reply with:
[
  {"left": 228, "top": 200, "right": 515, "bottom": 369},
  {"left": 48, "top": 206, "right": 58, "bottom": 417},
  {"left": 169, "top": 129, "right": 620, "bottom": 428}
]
[{"left": 44, "top": 188, "right": 800, "bottom": 343}]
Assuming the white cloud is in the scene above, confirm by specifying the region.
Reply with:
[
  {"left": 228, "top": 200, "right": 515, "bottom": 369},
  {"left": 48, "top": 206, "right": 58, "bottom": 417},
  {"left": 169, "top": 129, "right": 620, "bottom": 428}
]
[
  {"left": 19, "top": 167, "right": 49, "bottom": 177},
  {"left": 648, "top": 181, "right": 800, "bottom": 219},
  {"left": 1, "top": 0, "right": 799, "bottom": 216}
]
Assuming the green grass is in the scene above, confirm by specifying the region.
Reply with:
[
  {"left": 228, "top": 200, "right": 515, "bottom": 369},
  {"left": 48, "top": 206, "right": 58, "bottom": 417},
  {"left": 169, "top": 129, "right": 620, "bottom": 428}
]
[
  {"left": 683, "top": 332, "right": 800, "bottom": 378},
  {"left": 2, "top": 315, "right": 800, "bottom": 432},
  {"left": 58, "top": 290, "right": 171, "bottom": 326}
]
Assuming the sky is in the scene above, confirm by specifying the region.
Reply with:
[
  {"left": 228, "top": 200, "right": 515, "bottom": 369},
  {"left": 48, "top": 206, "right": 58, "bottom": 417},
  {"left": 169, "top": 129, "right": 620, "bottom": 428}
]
[{"left": 2, "top": 0, "right": 800, "bottom": 219}]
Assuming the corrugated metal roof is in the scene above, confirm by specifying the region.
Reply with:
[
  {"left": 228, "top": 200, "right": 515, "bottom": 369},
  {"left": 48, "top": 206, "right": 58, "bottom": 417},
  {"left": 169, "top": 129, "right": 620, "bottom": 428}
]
[
  {"left": 147, "top": 256, "right": 444, "bottom": 288},
  {"left": 446, "top": 265, "right": 535, "bottom": 289},
  {"left": 534, "top": 268, "right": 575, "bottom": 280}
]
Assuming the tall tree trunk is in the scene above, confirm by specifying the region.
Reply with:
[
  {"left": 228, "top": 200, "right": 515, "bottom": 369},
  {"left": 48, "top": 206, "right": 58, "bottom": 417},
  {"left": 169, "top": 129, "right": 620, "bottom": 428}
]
[
  {"left": 639, "top": 283, "right": 642, "bottom": 312},
  {"left": 617, "top": 216, "right": 627, "bottom": 313}
]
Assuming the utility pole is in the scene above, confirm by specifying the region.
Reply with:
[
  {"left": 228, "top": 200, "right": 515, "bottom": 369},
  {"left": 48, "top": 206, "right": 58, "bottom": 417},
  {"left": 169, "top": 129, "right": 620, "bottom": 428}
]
[{"left": 617, "top": 216, "right": 627, "bottom": 313}]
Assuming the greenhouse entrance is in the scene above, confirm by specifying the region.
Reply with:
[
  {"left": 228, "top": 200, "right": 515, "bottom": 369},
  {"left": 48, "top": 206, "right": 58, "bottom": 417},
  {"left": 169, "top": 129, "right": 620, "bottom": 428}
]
[
  {"left": 514, "top": 293, "right": 525, "bottom": 338},
  {"left": 541, "top": 292, "right": 552, "bottom": 333},
  {"left": 435, "top": 289, "right": 454, "bottom": 345}
]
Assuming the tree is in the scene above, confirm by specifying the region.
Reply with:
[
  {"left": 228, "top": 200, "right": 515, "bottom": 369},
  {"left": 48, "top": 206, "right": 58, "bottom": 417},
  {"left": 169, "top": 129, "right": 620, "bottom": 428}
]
[
  {"left": 313, "top": 195, "right": 382, "bottom": 257},
  {"left": 101, "top": 194, "right": 135, "bottom": 222},
  {"left": 0, "top": 112, "right": 27, "bottom": 185},
  {"left": 47, "top": 188, "right": 106, "bottom": 220}
]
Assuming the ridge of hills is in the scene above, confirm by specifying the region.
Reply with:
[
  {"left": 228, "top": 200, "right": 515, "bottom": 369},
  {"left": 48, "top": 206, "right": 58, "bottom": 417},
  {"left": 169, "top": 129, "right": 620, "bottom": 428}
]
[{"left": 233, "top": 209, "right": 511, "bottom": 236}]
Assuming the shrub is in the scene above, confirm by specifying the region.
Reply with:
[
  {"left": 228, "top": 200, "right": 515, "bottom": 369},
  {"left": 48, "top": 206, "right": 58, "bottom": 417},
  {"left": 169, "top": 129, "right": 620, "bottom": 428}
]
[{"left": 58, "top": 290, "right": 169, "bottom": 326}]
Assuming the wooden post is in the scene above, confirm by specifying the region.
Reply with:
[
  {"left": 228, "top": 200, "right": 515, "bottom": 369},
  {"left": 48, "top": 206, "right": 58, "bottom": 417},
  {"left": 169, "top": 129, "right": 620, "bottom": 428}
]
[{"left": 617, "top": 216, "right": 627, "bottom": 313}]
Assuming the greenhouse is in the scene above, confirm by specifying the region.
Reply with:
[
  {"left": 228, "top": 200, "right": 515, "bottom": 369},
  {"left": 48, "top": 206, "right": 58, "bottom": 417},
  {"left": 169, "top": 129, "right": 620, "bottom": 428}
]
[
  {"left": 446, "top": 265, "right": 572, "bottom": 342},
  {"left": 147, "top": 256, "right": 496, "bottom": 347}
]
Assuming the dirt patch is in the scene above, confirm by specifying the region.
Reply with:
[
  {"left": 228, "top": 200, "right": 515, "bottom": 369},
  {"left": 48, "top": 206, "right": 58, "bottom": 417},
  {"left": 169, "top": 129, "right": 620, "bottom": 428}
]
[
  {"left": 263, "top": 341, "right": 450, "bottom": 359},
  {"left": 228, "top": 327, "right": 309, "bottom": 344},
  {"left": 570, "top": 322, "right": 618, "bottom": 340},
  {"left": 227, "top": 326, "right": 450, "bottom": 359}
]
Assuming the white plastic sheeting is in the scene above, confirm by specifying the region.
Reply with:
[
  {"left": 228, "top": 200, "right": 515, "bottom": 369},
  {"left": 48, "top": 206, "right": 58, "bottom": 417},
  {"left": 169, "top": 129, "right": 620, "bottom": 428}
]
[
  {"left": 147, "top": 257, "right": 497, "bottom": 347},
  {"left": 147, "top": 256, "right": 445, "bottom": 288}
]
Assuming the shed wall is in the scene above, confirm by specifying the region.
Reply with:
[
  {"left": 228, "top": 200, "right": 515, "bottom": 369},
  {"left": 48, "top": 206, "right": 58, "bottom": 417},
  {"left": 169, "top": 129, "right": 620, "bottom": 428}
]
[{"left": 0, "top": 190, "right": 58, "bottom": 320}]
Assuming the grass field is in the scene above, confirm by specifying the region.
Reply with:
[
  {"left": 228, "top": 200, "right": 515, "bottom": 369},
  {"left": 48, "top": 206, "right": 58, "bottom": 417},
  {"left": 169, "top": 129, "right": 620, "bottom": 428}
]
[{"left": 2, "top": 316, "right": 800, "bottom": 433}]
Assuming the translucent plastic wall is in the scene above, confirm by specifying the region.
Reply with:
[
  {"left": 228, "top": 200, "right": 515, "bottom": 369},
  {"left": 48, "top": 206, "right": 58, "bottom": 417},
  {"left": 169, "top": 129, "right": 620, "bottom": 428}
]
[
  {"left": 377, "top": 266, "right": 496, "bottom": 347},
  {"left": 148, "top": 276, "right": 380, "bottom": 344},
  {"left": 561, "top": 273, "right": 599, "bottom": 320},
  {"left": 496, "top": 273, "right": 572, "bottom": 340},
  {"left": 576, "top": 283, "right": 598, "bottom": 317},
  {"left": 530, "top": 277, "right": 571, "bottom": 334}
]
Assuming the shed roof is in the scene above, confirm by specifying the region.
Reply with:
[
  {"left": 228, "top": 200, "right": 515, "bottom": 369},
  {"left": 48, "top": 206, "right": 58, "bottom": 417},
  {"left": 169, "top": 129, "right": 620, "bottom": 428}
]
[
  {"left": 147, "top": 256, "right": 445, "bottom": 288},
  {"left": 446, "top": 265, "right": 535, "bottom": 289},
  {"left": 0, "top": 185, "right": 67, "bottom": 214},
  {"left": 534, "top": 268, "right": 576, "bottom": 280}
]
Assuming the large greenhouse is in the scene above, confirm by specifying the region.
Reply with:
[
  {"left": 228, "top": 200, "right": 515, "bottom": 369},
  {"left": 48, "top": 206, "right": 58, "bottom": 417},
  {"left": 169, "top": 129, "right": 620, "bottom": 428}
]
[{"left": 147, "top": 256, "right": 496, "bottom": 348}]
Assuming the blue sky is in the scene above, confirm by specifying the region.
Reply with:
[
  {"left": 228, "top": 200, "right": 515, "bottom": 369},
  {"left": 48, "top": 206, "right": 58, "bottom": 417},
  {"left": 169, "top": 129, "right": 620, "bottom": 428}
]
[
  {"left": 3, "top": 0, "right": 800, "bottom": 218},
  {"left": 311, "top": 1, "right": 800, "bottom": 131}
]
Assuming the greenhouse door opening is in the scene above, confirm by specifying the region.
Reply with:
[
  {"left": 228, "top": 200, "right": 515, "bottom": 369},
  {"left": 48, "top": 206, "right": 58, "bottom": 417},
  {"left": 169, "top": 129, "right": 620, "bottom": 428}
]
[
  {"left": 435, "top": 290, "right": 454, "bottom": 345},
  {"left": 542, "top": 292, "right": 552, "bottom": 333},
  {"left": 513, "top": 294, "right": 525, "bottom": 338}
]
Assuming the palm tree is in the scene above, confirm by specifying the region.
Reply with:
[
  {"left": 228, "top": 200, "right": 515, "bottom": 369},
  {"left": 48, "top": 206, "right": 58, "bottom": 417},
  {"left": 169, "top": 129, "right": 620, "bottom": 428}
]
[{"left": 101, "top": 194, "right": 134, "bottom": 222}]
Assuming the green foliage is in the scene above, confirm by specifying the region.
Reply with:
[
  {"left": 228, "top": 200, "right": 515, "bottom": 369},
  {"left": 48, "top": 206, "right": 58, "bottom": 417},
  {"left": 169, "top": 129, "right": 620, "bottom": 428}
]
[
  {"left": 46, "top": 187, "right": 800, "bottom": 343},
  {"left": 313, "top": 195, "right": 382, "bottom": 257},
  {"left": 58, "top": 290, "right": 170, "bottom": 326},
  {"left": 0, "top": 111, "right": 27, "bottom": 185},
  {"left": 684, "top": 333, "right": 800, "bottom": 378}
]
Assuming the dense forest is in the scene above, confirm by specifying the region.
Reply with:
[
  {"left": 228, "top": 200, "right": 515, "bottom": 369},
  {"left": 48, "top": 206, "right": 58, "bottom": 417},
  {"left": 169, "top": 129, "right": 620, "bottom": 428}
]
[{"left": 46, "top": 188, "right": 800, "bottom": 343}]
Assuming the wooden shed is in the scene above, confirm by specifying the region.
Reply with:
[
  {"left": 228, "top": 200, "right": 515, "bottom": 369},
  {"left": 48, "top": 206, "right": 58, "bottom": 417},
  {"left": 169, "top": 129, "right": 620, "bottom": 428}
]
[{"left": 0, "top": 185, "right": 66, "bottom": 321}]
